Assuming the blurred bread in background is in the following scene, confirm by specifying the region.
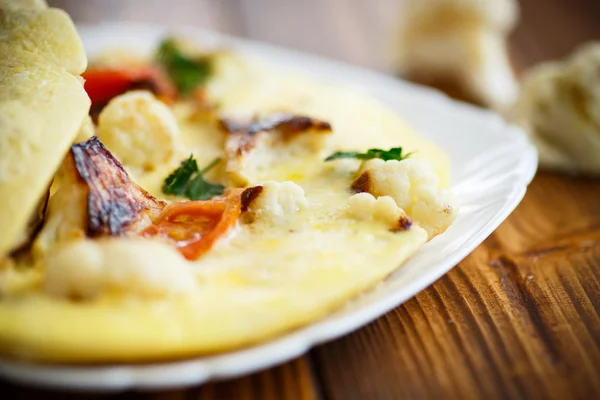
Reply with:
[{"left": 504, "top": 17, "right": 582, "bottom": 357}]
[
  {"left": 394, "top": 0, "right": 519, "bottom": 112},
  {"left": 394, "top": 0, "right": 600, "bottom": 176},
  {"left": 511, "top": 42, "right": 600, "bottom": 175}
]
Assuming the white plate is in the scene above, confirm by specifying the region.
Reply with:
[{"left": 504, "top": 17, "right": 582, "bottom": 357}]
[{"left": 0, "top": 23, "right": 537, "bottom": 391}]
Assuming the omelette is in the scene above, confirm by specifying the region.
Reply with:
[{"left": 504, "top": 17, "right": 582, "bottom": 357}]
[{"left": 0, "top": 0, "right": 458, "bottom": 363}]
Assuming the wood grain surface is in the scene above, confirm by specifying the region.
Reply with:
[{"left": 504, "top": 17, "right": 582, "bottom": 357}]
[{"left": 3, "top": 0, "right": 600, "bottom": 399}]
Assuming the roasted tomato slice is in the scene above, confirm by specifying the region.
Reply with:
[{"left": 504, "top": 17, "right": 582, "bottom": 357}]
[
  {"left": 82, "top": 67, "right": 176, "bottom": 118},
  {"left": 142, "top": 190, "right": 243, "bottom": 260}
]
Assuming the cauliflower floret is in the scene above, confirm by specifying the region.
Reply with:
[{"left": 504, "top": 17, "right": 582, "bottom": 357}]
[
  {"left": 44, "top": 238, "right": 198, "bottom": 299},
  {"left": 410, "top": 185, "right": 457, "bottom": 239},
  {"left": 347, "top": 193, "right": 412, "bottom": 231},
  {"left": 395, "top": 0, "right": 519, "bottom": 110},
  {"left": 244, "top": 181, "right": 308, "bottom": 225},
  {"left": 97, "top": 90, "right": 180, "bottom": 172},
  {"left": 512, "top": 41, "right": 600, "bottom": 174},
  {"left": 352, "top": 158, "right": 457, "bottom": 238}
]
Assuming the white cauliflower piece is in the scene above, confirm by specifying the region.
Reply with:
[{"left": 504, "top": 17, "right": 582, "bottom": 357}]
[
  {"left": 44, "top": 238, "right": 198, "bottom": 299},
  {"left": 244, "top": 181, "right": 308, "bottom": 225},
  {"left": 352, "top": 159, "right": 457, "bottom": 238},
  {"left": 97, "top": 90, "right": 180, "bottom": 171},
  {"left": 512, "top": 41, "right": 600, "bottom": 174},
  {"left": 347, "top": 193, "right": 412, "bottom": 231},
  {"left": 395, "top": 0, "right": 519, "bottom": 110}
]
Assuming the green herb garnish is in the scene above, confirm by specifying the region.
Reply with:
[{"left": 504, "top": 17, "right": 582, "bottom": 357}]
[
  {"left": 325, "top": 147, "right": 412, "bottom": 162},
  {"left": 156, "top": 39, "right": 212, "bottom": 95},
  {"left": 162, "top": 155, "right": 225, "bottom": 200}
]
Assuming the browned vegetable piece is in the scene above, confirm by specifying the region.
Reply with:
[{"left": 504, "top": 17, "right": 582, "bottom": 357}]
[
  {"left": 70, "top": 136, "right": 166, "bottom": 237},
  {"left": 240, "top": 185, "right": 264, "bottom": 212},
  {"left": 219, "top": 113, "right": 332, "bottom": 168}
]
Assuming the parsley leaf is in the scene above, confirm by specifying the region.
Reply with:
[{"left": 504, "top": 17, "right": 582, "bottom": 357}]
[
  {"left": 162, "top": 156, "right": 225, "bottom": 200},
  {"left": 156, "top": 39, "right": 212, "bottom": 95},
  {"left": 325, "top": 147, "right": 412, "bottom": 162},
  {"left": 162, "top": 155, "right": 198, "bottom": 195}
]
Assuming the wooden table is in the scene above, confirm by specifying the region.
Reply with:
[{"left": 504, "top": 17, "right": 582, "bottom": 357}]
[{"left": 3, "top": 0, "right": 600, "bottom": 398}]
